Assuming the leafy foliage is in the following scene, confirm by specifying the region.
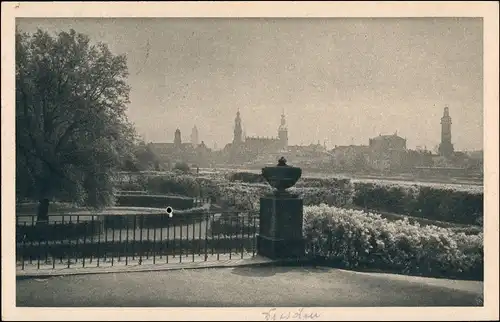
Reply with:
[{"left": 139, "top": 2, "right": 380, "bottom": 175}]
[
  {"left": 174, "top": 162, "right": 191, "bottom": 173},
  {"left": 151, "top": 174, "right": 199, "bottom": 196},
  {"left": 115, "top": 170, "right": 483, "bottom": 227},
  {"left": 303, "top": 205, "right": 483, "bottom": 280},
  {"left": 219, "top": 171, "right": 484, "bottom": 226},
  {"left": 352, "top": 182, "right": 483, "bottom": 225},
  {"left": 16, "top": 28, "right": 136, "bottom": 209},
  {"left": 227, "top": 171, "right": 266, "bottom": 184},
  {"left": 129, "top": 141, "right": 161, "bottom": 171},
  {"left": 116, "top": 194, "right": 194, "bottom": 210}
]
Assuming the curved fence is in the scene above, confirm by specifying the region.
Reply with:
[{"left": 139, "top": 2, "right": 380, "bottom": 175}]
[{"left": 16, "top": 210, "right": 259, "bottom": 271}]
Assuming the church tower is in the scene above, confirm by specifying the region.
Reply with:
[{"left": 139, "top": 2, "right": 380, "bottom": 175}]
[
  {"left": 438, "top": 106, "right": 454, "bottom": 158},
  {"left": 191, "top": 125, "right": 199, "bottom": 147},
  {"left": 233, "top": 110, "right": 243, "bottom": 145},
  {"left": 278, "top": 109, "right": 288, "bottom": 150},
  {"left": 174, "top": 128, "right": 182, "bottom": 148}
]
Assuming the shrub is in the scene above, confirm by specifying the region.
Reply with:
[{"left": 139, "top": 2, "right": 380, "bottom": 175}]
[
  {"left": 118, "top": 182, "right": 147, "bottom": 192},
  {"left": 352, "top": 183, "right": 419, "bottom": 214},
  {"left": 228, "top": 171, "right": 266, "bottom": 184},
  {"left": 352, "top": 182, "right": 483, "bottom": 226},
  {"left": 174, "top": 162, "right": 191, "bottom": 173},
  {"left": 295, "top": 177, "right": 351, "bottom": 189},
  {"left": 146, "top": 174, "right": 200, "bottom": 197},
  {"left": 303, "top": 205, "right": 483, "bottom": 280},
  {"left": 416, "top": 187, "right": 483, "bottom": 225},
  {"left": 289, "top": 186, "right": 354, "bottom": 208},
  {"left": 209, "top": 183, "right": 269, "bottom": 211},
  {"left": 130, "top": 170, "right": 483, "bottom": 227}
]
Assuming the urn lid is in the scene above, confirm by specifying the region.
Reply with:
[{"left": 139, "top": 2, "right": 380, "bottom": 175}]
[
  {"left": 277, "top": 156, "right": 288, "bottom": 166},
  {"left": 261, "top": 157, "right": 302, "bottom": 191}
]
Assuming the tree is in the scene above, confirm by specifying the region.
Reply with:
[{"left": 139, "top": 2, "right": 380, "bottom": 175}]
[
  {"left": 16, "top": 28, "right": 137, "bottom": 222},
  {"left": 174, "top": 162, "right": 191, "bottom": 173},
  {"left": 133, "top": 142, "right": 160, "bottom": 171}
]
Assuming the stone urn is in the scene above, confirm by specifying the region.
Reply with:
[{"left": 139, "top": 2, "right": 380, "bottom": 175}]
[
  {"left": 258, "top": 156, "right": 305, "bottom": 259},
  {"left": 261, "top": 157, "right": 302, "bottom": 195}
]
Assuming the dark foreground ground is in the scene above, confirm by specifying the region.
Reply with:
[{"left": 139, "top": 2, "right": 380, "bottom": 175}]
[{"left": 17, "top": 265, "right": 483, "bottom": 307}]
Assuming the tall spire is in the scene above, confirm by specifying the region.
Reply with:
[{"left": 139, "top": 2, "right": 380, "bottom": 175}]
[
  {"left": 174, "top": 128, "right": 182, "bottom": 148},
  {"left": 279, "top": 108, "right": 287, "bottom": 129},
  {"left": 278, "top": 108, "right": 288, "bottom": 150},
  {"left": 233, "top": 109, "right": 242, "bottom": 145},
  {"left": 191, "top": 125, "right": 199, "bottom": 147},
  {"left": 444, "top": 105, "right": 450, "bottom": 117},
  {"left": 438, "top": 105, "right": 454, "bottom": 158}
]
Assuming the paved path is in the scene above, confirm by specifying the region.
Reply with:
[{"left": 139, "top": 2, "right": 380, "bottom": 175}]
[{"left": 17, "top": 265, "right": 483, "bottom": 307}]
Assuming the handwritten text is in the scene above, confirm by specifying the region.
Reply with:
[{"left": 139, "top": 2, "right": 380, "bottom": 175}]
[{"left": 262, "top": 308, "right": 321, "bottom": 321}]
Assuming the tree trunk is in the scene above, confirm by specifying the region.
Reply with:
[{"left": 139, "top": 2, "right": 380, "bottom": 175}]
[{"left": 36, "top": 198, "right": 49, "bottom": 223}]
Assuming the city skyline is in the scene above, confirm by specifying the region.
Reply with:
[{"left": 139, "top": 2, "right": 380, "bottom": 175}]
[
  {"left": 155, "top": 105, "right": 474, "bottom": 153},
  {"left": 17, "top": 18, "right": 483, "bottom": 151}
]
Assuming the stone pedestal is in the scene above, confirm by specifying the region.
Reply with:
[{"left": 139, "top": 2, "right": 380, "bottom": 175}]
[{"left": 257, "top": 192, "right": 305, "bottom": 259}]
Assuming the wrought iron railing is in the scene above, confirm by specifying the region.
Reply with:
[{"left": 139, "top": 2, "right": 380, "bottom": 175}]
[{"left": 16, "top": 210, "right": 259, "bottom": 270}]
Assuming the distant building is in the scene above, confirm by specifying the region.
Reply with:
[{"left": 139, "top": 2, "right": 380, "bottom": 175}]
[
  {"left": 224, "top": 110, "right": 290, "bottom": 164},
  {"left": 233, "top": 110, "right": 243, "bottom": 145},
  {"left": 331, "top": 145, "right": 370, "bottom": 171},
  {"left": 466, "top": 150, "right": 483, "bottom": 160},
  {"left": 173, "top": 129, "right": 182, "bottom": 148},
  {"left": 278, "top": 111, "right": 288, "bottom": 149},
  {"left": 218, "top": 109, "right": 336, "bottom": 166},
  {"left": 405, "top": 149, "right": 434, "bottom": 168},
  {"left": 149, "top": 128, "right": 212, "bottom": 168},
  {"left": 368, "top": 132, "right": 407, "bottom": 172},
  {"left": 438, "top": 106, "right": 454, "bottom": 158},
  {"left": 190, "top": 126, "right": 199, "bottom": 147},
  {"left": 330, "top": 132, "right": 410, "bottom": 173}
]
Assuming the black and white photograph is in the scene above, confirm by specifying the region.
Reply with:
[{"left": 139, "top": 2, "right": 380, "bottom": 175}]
[{"left": 2, "top": 2, "right": 498, "bottom": 321}]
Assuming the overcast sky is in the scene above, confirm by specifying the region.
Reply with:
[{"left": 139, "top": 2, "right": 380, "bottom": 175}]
[{"left": 17, "top": 18, "right": 483, "bottom": 151}]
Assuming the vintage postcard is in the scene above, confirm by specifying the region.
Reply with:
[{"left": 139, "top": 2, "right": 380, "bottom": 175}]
[{"left": 2, "top": 1, "right": 499, "bottom": 321}]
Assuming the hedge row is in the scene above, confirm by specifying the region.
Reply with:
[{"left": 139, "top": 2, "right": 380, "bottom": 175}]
[
  {"left": 145, "top": 174, "right": 201, "bottom": 196},
  {"left": 352, "top": 182, "right": 483, "bottom": 226},
  {"left": 227, "top": 171, "right": 266, "bottom": 184},
  {"left": 115, "top": 172, "right": 202, "bottom": 197},
  {"left": 227, "top": 171, "right": 351, "bottom": 190},
  {"left": 303, "top": 205, "right": 483, "bottom": 280},
  {"left": 113, "top": 171, "right": 483, "bottom": 226},
  {"left": 115, "top": 194, "right": 194, "bottom": 210},
  {"left": 223, "top": 171, "right": 483, "bottom": 226}
]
